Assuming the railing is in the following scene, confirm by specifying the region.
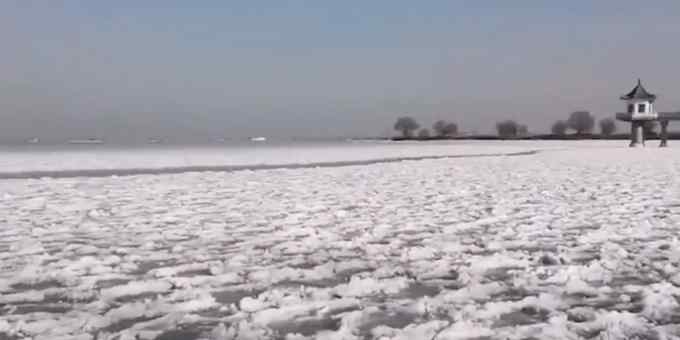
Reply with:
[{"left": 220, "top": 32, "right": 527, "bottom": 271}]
[
  {"left": 616, "top": 112, "right": 658, "bottom": 121},
  {"left": 615, "top": 112, "right": 632, "bottom": 121},
  {"left": 658, "top": 112, "right": 680, "bottom": 121}
]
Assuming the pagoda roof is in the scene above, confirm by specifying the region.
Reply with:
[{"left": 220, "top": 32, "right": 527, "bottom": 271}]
[{"left": 620, "top": 79, "right": 657, "bottom": 101}]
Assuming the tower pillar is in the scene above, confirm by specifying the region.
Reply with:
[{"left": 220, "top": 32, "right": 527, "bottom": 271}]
[
  {"left": 660, "top": 120, "right": 669, "bottom": 147},
  {"left": 630, "top": 121, "right": 644, "bottom": 147}
]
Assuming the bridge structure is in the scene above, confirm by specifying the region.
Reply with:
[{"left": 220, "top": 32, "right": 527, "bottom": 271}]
[{"left": 616, "top": 79, "right": 680, "bottom": 147}]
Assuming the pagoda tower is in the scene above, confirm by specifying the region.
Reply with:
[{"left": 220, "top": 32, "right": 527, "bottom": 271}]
[
  {"left": 617, "top": 79, "right": 657, "bottom": 147},
  {"left": 616, "top": 80, "right": 680, "bottom": 147}
]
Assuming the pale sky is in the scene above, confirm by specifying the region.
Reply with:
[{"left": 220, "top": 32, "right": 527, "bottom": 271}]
[{"left": 2, "top": 1, "right": 680, "bottom": 142}]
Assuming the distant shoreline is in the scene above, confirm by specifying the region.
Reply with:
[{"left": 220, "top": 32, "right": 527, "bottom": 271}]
[
  {"left": 2, "top": 133, "right": 677, "bottom": 147},
  {"left": 388, "top": 133, "right": 675, "bottom": 141}
]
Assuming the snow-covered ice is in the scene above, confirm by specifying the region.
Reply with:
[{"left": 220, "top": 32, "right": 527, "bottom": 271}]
[
  {"left": 2, "top": 141, "right": 680, "bottom": 339},
  {"left": 0, "top": 140, "right": 564, "bottom": 178}
]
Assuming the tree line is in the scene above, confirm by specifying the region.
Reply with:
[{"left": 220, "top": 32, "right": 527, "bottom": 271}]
[
  {"left": 392, "top": 116, "right": 531, "bottom": 139},
  {"left": 392, "top": 111, "right": 652, "bottom": 139},
  {"left": 394, "top": 117, "right": 458, "bottom": 139},
  {"left": 552, "top": 111, "right": 657, "bottom": 137},
  {"left": 551, "top": 111, "right": 616, "bottom": 136}
]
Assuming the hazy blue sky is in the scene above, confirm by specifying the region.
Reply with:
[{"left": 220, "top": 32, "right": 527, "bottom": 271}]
[{"left": 2, "top": 1, "right": 680, "bottom": 142}]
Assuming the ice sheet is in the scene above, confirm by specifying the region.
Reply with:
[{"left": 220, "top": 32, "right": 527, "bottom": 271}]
[{"left": 1, "top": 141, "right": 680, "bottom": 339}]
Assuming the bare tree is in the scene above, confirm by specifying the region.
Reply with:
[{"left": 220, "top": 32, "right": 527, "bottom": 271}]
[
  {"left": 567, "top": 111, "right": 595, "bottom": 135},
  {"left": 433, "top": 120, "right": 447, "bottom": 137},
  {"left": 496, "top": 120, "right": 519, "bottom": 138},
  {"left": 551, "top": 120, "right": 568, "bottom": 135},
  {"left": 599, "top": 118, "right": 617, "bottom": 136},
  {"left": 443, "top": 122, "right": 458, "bottom": 137},
  {"left": 394, "top": 117, "right": 420, "bottom": 138},
  {"left": 418, "top": 128, "right": 430, "bottom": 139},
  {"left": 432, "top": 120, "right": 458, "bottom": 138},
  {"left": 518, "top": 125, "right": 529, "bottom": 136}
]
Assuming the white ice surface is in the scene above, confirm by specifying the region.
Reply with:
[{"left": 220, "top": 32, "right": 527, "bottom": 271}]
[
  {"left": 0, "top": 140, "right": 588, "bottom": 174},
  {"left": 2, "top": 141, "right": 680, "bottom": 339}
]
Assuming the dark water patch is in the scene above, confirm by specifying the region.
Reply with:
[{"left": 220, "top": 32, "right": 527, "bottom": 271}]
[
  {"left": 0, "top": 333, "right": 20, "bottom": 340},
  {"left": 606, "top": 328, "right": 662, "bottom": 340},
  {"left": 253, "top": 243, "right": 277, "bottom": 251},
  {"left": 11, "top": 279, "right": 64, "bottom": 291},
  {"left": 463, "top": 249, "right": 497, "bottom": 256},
  {"left": 655, "top": 312, "right": 680, "bottom": 325},
  {"left": 326, "top": 304, "right": 361, "bottom": 316},
  {"left": 483, "top": 267, "right": 522, "bottom": 282},
  {"left": 271, "top": 316, "right": 341, "bottom": 337},
  {"left": 400, "top": 229, "right": 435, "bottom": 236},
  {"left": 11, "top": 303, "right": 72, "bottom": 314},
  {"left": 572, "top": 326, "right": 603, "bottom": 339},
  {"left": 342, "top": 230, "right": 365, "bottom": 240},
  {"left": 404, "top": 238, "right": 429, "bottom": 247},
  {"left": 357, "top": 309, "right": 417, "bottom": 335},
  {"left": 44, "top": 247, "right": 64, "bottom": 256},
  {"left": 286, "top": 261, "right": 320, "bottom": 270},
  {"left": 176, "top": 268, "right": 212, "bottom": 277},
  {"left": 626, "top": 303, "right": 645, "bottom": 313},
  {"left": 610, "top": 274, "right": 660, "bottom": 287},
  {"left": 41, "top": 257, "right": 62, "bottom": 265},
  {"left": 506, "top": 244, "right": 558, "bottom": 253},
  {"left": 570, "top": 297, "right": 618, "bottom": 311},
  {"left": 393, "top": 282, "right": 441, "bottom": 300},
  {"left": 115, "top": 291, "right": 167, "bottom": 304},
  {"left": 537, "top": 254, "right": 559, "bottom": 266},
  {"left": 426, "top": 269, "right": 460, "bottom": 281},
  {"left": 566, "top": 291, "right": 599, "bottom": 300},
  {"left": 566, "top": 292, "right": 644, "bottom": 313},
  {"left": 44, "top": 292, "right": 95, "bottom": 304},
  {"left": 130, "top": 259, "right": 178, "bottom": 275},
  {"left": 569, "top": 253, "right": 601, "bottom": 265},
  {"left": 151, "top": 246, "right": 173, "bottom": 252},
  {"left": 277, "top": 277, "right": 345, "bottom": 289},
  {"left": 213, "top": 288, "right": 264, "bottom": 305},
  {"left": 101, "top": 315, "right": 162, "bottom": 333},
  {"left": 566, "top": 308, "right": 597, "bottom": 323},
  {"left": 96, "top": 278, "right": 131, "bottom": 289},
  {"left": 164, "top": 236, "right": 195, "bottom": 243},
  {"left": 154, "top": 327, "right": 203, "bottom": 340},
  {"left": 283, "top": 267, "right": 376, "bottom": 292},
  {"left": 490, "top": 286, "right": 537, "bottom": 302},
  {"left": 66, "top": 239, "right": 94, "bottom": 246},
  {"left": 441, "top": 281, "right": 467, "bottom": 290},
  {"left": 649, "top": 255, "right": 669, "bottom": 262},
  {"left": 219, "top": 239, "right": 242, "bottom": 247},
  {"left": 564, "top": 293, "right": 618, "bottom": 311},
  {"left": 195, "top": 307, "right": 234, "bottom": 319},
  {"left": 493, "top": 306, "right": 550, "bottom": 328},
  {"left": 338, "top": 267, "right": 374, "bottom": 277},
  {"left": 568, "top": 224, "right": 602, "bottom": 232}
]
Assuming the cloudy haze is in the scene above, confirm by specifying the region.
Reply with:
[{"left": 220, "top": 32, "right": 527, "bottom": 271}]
[{"left": 2, "top": 1, "right": 680, "bottom": 143}]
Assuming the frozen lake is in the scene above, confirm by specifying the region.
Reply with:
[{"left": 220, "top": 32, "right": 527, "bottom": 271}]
[
  {"left": 0, "top": 140, "right": 594, "bottom": 178},
  {"left": 2, "top": 140, "right": 680, "bottom": 339}
]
